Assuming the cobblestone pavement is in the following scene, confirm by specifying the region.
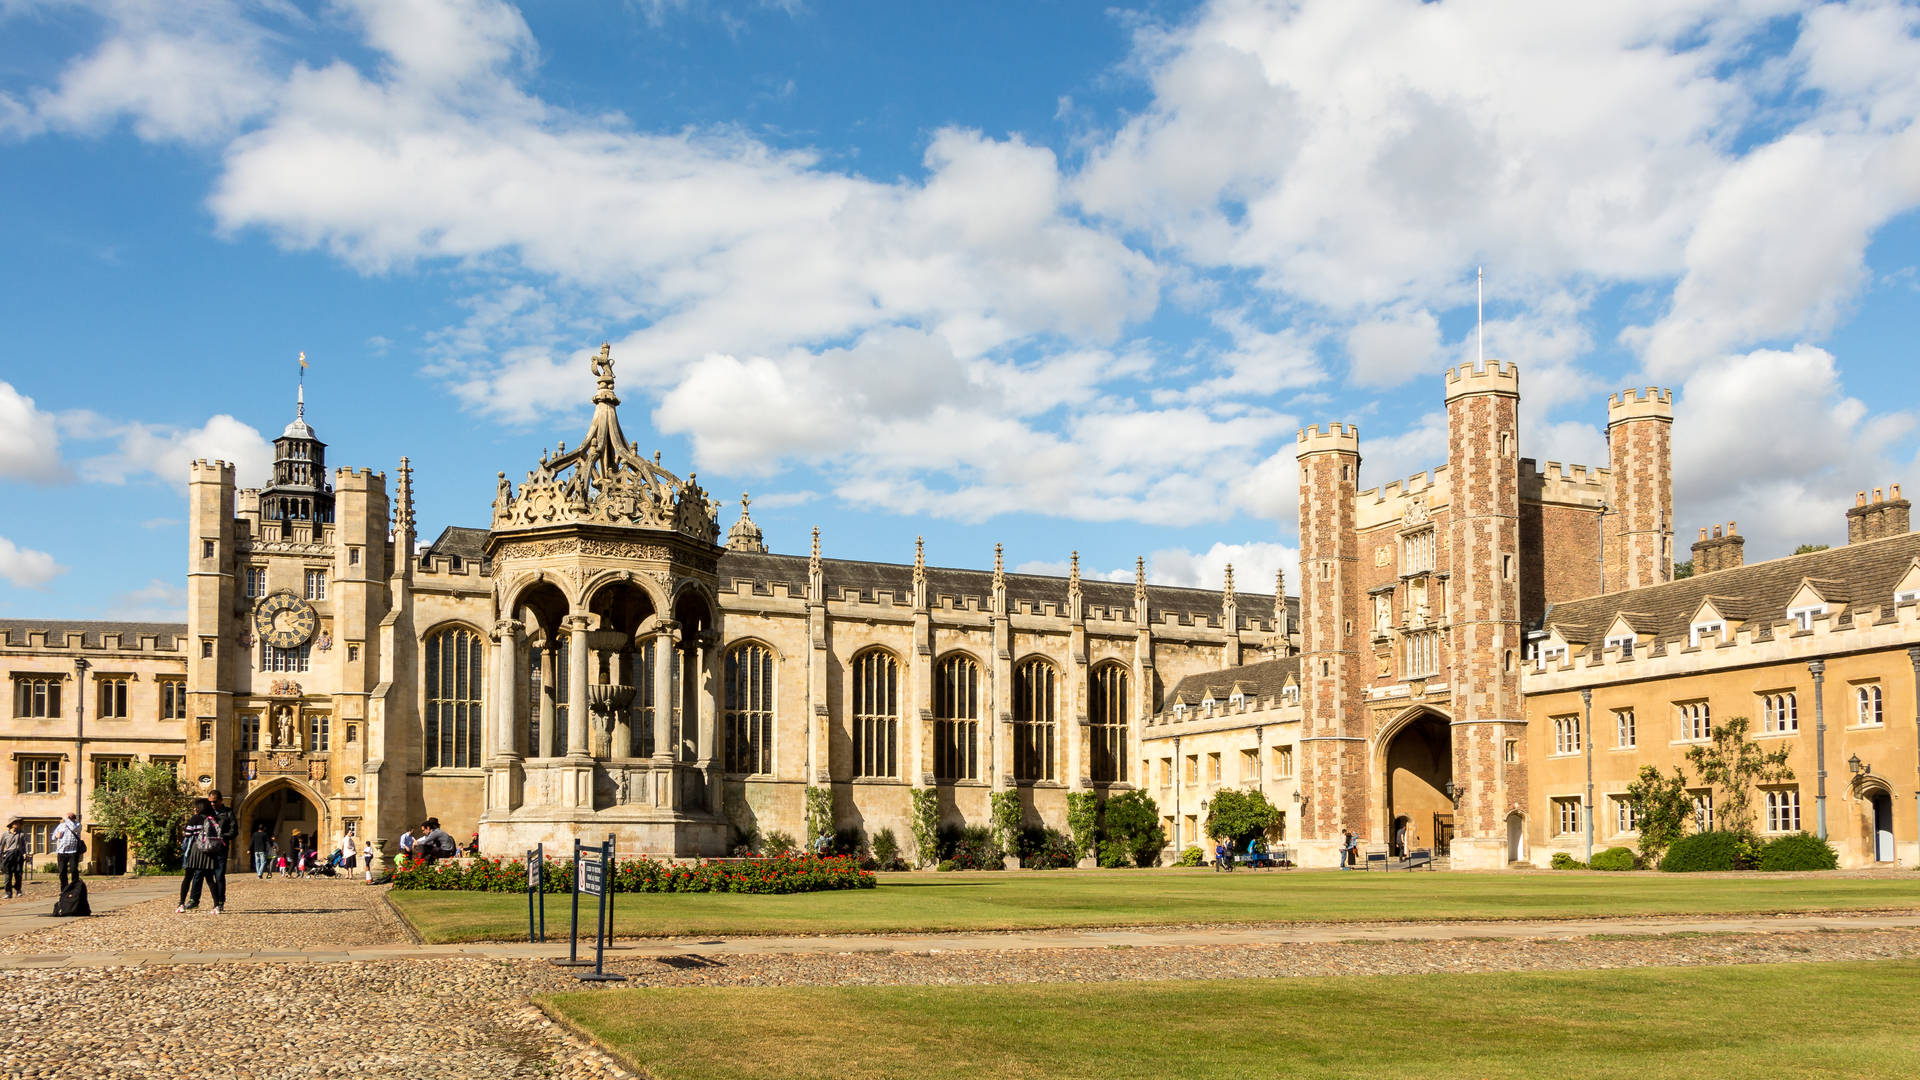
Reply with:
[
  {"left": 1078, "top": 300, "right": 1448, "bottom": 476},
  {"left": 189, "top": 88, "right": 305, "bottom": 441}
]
[{"left": 5, "top": 879, "right": 1920, "bottom": 1079}]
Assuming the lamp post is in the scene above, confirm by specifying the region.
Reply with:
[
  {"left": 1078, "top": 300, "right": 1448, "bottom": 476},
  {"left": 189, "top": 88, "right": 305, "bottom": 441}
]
[
  {"left": 1910, "top": 646, "right": 1920, "bottom": 868},
  {"left": 1581, "top": 688, "right": 1595, "bottom": 864},
  {"left": 73, "top": 657, "right": 89, "bottom": 820},
  {"left": 1809, "top": 660, "right": 1827, "bottom": 839}
]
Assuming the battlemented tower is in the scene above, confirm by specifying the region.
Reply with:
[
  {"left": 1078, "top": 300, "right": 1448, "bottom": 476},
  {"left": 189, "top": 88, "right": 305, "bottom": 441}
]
[
  {"left": 1443, "top": 361, "right": 1524, "bottom": 870},
  {"left": 1294, "top": 422, "right": 1365, "bottom": 863},
  {"left": 1605, "top": 387, "right": 1674, "bottom": 591}
]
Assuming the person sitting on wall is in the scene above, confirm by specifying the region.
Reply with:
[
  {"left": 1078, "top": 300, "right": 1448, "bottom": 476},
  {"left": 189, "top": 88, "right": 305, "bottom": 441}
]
[{"left": 418, "top": 819, "right": 458, "bottom": 865}]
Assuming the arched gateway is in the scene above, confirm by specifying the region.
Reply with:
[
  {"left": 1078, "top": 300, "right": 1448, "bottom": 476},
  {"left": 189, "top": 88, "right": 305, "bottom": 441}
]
[
  {"left": 1379, "top": 709, "right": 1453, "bottom": 857},
  {"left": 479, "top": 344, "right": 730, "bottom": 857}
]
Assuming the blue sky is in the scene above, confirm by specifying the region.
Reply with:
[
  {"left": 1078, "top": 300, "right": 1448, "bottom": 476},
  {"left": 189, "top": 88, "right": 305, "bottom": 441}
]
[{"left": 2, "top": 0, "right": 1918, "bottom": 621}]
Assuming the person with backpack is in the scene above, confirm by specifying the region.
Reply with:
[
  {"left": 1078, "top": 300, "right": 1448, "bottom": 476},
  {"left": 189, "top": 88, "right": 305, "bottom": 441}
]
[
  {"left": 176, "top": 798, "right": 225, "bottom": 914},
  {"left": 51, "top": 813, "right": 84, "bottom": 891},
  {"left": 209, "top": 790, "right": 238, "bottom": 891}
]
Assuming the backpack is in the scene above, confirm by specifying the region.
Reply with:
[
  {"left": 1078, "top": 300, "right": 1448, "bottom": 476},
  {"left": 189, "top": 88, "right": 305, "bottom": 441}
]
[{"left": 53, "top": 878, "right": 90, "bottom": 917}]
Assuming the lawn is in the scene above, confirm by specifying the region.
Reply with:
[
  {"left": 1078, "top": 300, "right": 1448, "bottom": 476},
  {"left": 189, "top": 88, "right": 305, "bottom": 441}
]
[
  {"left": 542, "top": 959, "right": 1920, "bottom": 1080},
  {"left": 388, "top": 868, "right": 1920, "bottom": 943}
]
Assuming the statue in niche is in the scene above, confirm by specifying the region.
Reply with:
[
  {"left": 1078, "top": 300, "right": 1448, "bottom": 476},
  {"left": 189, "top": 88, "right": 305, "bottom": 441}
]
[{"left": 273, "top": 706, "right": 299, "bottom": 751}]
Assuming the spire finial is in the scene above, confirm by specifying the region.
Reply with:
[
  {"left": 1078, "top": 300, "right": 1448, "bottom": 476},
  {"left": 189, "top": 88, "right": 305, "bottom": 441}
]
[
  {"left": 992, "top": 543, "right": 1005, "bottom": 592},
  {"left": 394, "top": 455, "right": 416, "bottom": 539},
  {"left": 914, "top": 535, "right": 925, "bottom": 572},
  {"left": 740, "top": 491, "right": 751, "bottom": 517},
  {"left": 1068, "top": 550, "right": 1081, "bottom": 592},
  {"left": 1134, "top": 555, "right": 1147, "bottom": 604},
  {"left": 1223, "top": 563, "right": 1235, "bottom": 606},
  {"left": 810, "top": 526, "right": 821, "bottom": 564}
]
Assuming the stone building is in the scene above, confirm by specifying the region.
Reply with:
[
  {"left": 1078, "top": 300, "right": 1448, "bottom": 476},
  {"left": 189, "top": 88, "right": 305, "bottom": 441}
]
[
  {"left": 4, "top": 346, "right": 1914, "bottom": 870},
  {"left": 0, "top": 347, "right": 1289, "bottom": 867}
]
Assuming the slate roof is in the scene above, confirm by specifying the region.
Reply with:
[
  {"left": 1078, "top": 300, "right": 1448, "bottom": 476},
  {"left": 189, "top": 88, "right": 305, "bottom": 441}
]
[
  {"left": 1541, "top": 530, "right": 1920, "bottom": 645},
  {"left": 0, "top": 619, "right": 188, "bottom": 650},
  {"left": 1164, "top": 656, "right": 1302, "bottom": 706},
  {"left": 715, "top": 550, "right": 1298, "bottom": 630},
  {"left": 424, "top": 526, "right": 490, "bottom": 564}
]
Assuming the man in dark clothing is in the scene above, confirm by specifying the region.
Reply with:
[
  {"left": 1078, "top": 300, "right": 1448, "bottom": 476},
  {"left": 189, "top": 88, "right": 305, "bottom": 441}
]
[
  {"left": 248, "top": 824, "right": 273, "bottom": 878},
  {"left": 202, "top": 791, "right": 238, "bottom": 906}
]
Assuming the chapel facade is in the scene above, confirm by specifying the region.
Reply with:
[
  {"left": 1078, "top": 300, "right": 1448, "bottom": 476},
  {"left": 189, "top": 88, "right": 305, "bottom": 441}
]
[{"left": 3, "top": 347, "right": 1915, "bottom": 871}]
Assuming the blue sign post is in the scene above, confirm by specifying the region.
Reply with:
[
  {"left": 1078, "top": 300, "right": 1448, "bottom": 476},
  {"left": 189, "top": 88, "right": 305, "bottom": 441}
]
[
  {"left": 575, "top": 834, "right": 625, "bottom": 982},
  {"left": 526, "top": 843, "right": 545, "bottom": 943},
  {"left": 548, "top": 838, "right": 593, "bottom": 968}
]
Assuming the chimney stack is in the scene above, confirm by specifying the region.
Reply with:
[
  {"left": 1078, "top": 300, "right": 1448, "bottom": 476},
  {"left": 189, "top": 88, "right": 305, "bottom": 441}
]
[
  {"left": 1690, "top": 521, "right": 1745, "bottom": 574},
  {"left": 1847, "top": 483, "right": 1911, "bottom": 544}
]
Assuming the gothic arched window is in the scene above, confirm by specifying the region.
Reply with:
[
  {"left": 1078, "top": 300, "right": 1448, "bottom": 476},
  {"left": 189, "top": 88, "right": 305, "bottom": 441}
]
[
  {"left": 725, "top": 643, "right": 775, "bottom": 774},
  {"left": 933, "top": 654, "right": 980, "bottom": 782},
  {"left": 1014, "top": 658, "right": 1057, "bottom": 782},
  {"left": 1089, "top": 663, "right": 1128, "bottom": 783},
  {"left": 425, "top": 627, "right": 484, "bottom": 768},
  {"left": 852, "top": 650, "right": 899, "bottom": 779}
]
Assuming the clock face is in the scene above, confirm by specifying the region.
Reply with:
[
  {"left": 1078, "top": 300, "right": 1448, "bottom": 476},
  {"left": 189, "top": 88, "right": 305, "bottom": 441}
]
[{"left": 253, "top": 591, "right": 318, "bottom": 649}]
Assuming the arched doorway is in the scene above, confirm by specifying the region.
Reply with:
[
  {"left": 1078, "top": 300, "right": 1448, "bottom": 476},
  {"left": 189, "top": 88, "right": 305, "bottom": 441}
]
[
  {"left": 1868, "top": 790, "right": 1894, "bottom": 863},
  {"left": 1383, "top": 711, "right": 1452, "bottom": 856},
  {"left": 1507, "top": 812, "right": 1526, "bottom": 865},
  {"left": 240, "top": 782, "right": 325, "bottom": 865}
]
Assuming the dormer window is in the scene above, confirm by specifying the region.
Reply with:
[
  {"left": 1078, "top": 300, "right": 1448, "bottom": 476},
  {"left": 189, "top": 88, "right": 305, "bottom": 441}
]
[
  {"left": 1787, "top": 605, "right": 1824, "bottom": 632},
  {"left": 1688, "top": 621, "right": 1725, "bottom": 647},
  {"left": 1604, "top": 634, "right": 1635, "bottom": 659},
  {"left": 1282, "top": 686, "right": 1300, "bottom": 705},
  {"left": 1229, "top": 692, "right": 1245, "bottom": 711},
  {"left": 1535, "top": 643, "right": 1566, "bottom": 669},
  {"left": 1897, "top": 589, "right": 1919, "bottom": 605},
  {"left": 1173, "top": 703, "right": 1188, "bottom": 720}
]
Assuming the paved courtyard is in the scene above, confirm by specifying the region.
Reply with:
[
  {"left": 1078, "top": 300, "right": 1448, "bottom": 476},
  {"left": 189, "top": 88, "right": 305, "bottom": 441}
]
[{"left": 3, "top": 875, "right": 1920, "bottom": 1078}]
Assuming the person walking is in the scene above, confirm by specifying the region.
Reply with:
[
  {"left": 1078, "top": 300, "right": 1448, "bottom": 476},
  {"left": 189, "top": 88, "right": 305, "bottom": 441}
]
[
  {"left": 209, "top": 790, "right": 237, "bottom": 894},
  {"left": 249, "top": 824, "right": 273, "bottom": 878},
  {"left": 176, "top": 798, "right": 225, "bottom": 914},
  {"left": 51, "top": 813, "right": 84, "bottom": 891},
  {"left": 1339, "top": 828, "right": 1356, "bottom": 870},
  {"left": 1, "top": 820, "right": 26, "bottom": 899}
]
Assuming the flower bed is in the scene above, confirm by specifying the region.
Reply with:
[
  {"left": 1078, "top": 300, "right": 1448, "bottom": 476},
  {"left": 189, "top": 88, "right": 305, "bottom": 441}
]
[{"left": 390, "top": 853, "right": 875, "bottom": 894}]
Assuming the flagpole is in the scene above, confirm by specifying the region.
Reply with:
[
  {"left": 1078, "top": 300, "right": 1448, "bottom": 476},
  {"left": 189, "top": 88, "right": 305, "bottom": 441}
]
[{"left": 1476, "top": 267, "right": 1484, "bottom": 369}]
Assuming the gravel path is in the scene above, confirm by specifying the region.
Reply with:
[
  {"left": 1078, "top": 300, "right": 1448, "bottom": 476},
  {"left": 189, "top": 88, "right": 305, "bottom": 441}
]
[{"left": 0, "top": 877, "right": 407, "bottom": 956}]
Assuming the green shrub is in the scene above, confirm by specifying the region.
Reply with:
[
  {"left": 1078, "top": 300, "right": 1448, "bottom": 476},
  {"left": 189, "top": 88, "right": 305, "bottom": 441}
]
[
  {"left": 1589, "top": 846, "right": 1636, "bottom": 872},
  {"left": 937, "top": 859, "right": 955, "bottom": 872},
  {"left": 1065, "top": 791, "right": 1099, "bottom": 862},
  {"left": 1758, "top": 832, "right": 1839, "bottom": 872},
  {"left": 1659, "top": 829, "right": 1756, "bottom": 872},
  {"left": 1019, "top": 826, "right": 1076, "bottom": 870},
  {"left": 1179, "top": 846, "right": 1206, "bottom": 867},
  {"left": 871, "top": 827, "right": 902, "bottom": 871},
  {"left": 989, "top": 790, "right": 1024, "bottom": 863},
  {"left": 909, "top": 787, "right": 940, "bottom": 868},
  {"left": 936, "top": 823, "right": 1001, "bottom": 870},
  {"left": 1205, "top": 788, "right": 1282, "bottom": 844},
  {"left": 762, "top": 830, "right": 798, "bottom": 857},
  {"left": 1550, "top": 852, "right": 1587, "bottom": 870},
  {"left": 1101, "top": 789, "right": 1166, "bottom": 868},
  {"left": 1096, "top": 839, "right": 1133, "bottom": 869}
]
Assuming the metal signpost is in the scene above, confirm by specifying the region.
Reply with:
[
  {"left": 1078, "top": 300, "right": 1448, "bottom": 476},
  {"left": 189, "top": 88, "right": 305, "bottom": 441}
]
[
  {"left": 574, "top": 835, "right": 625, "bottom": 982},
  {"left": 525, "top": 843, "right": 545, "bottom": 943},
  {"left": 548, "top": 838, "right": 593, "bottom": 968}
]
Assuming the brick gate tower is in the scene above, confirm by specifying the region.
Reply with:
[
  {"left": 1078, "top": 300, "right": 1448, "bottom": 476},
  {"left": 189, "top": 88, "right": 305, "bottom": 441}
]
[
  {"left": 1295, "top": 423, "right": 1366, "bottom": 866},
  {"left": 1443, "top": 361, "right": 1525, "bottom": 870}
]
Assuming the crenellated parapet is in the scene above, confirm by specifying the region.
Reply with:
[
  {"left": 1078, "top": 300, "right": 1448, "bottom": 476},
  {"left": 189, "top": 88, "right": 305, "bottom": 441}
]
[
  {"left": 1296, "top": 422, "right": 1360, "bottom": 457},
  {"left": 1519, "top": 458, "right": 1611, "bottom": 509},
  {"left": 1607, "top": 386, "right": 1674, "bottom": 426},
  {"left": 1443, "top": 359, "right": 1520, "bottom": 401}
]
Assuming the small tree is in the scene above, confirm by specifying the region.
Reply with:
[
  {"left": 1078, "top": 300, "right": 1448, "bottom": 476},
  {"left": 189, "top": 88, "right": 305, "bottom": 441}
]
[
  {"left": 989, "top": 790, "right": 1023, "bottom": 863},
  {"left": 1624, "top": 765, "right": 1692, "bottom": 867},
  {"left": 803, "top": 785, "right": 834, "bottom": 851},
  {"left": 1100, "top": 789, "right": 1166, "bottom": 868},
  {"left": 90, "top": 761, "right": 191, "bottom": 869},
  {"left": 1065, "top": 791, "right": 1099, "bottom": 862},
  {"left": 908, "top": 786, "right": 941, "bottom": 868},
  {"left": 1792, "top": 543, "right": 1830, "bottom": 555},
  {"left": 1204, "top": 788, "right": 1281, "bottom": 847},
  {"left": 1671, "top": 560, "right": 1694, "bottom": 580},
  {"left": 1685, "top": 716, "right": 1793, "bottom": 838}
]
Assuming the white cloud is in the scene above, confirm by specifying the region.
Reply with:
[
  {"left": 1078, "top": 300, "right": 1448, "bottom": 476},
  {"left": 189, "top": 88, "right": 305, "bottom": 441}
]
[
  {"left": 79, "top": 414, "right": 273, "bottom": 487},
  {"left": 1672, "top": 345, "right": 1914, "bottom": 559},
  {"left": 105, "top": 577, "right": 187, "bottom": 621},
  {"left": 1147, "top": 540, "right": 1297, "bottom": 596},
  {"left": 7, "top": 0, "right": 282, "bottom": 143},
  {"left": 0, "top": 381, "right": 64, "bottom": 480},
  {"left": 1345, "top": 308, "right": 1440, "bottom": 389},
  {"left": 0, "top": 536, "right": 66, "bottom": 589}
]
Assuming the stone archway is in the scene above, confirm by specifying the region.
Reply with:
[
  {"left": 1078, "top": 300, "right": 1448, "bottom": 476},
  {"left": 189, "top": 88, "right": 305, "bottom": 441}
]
[
  {"left": 240, "top": 780, "right": 327, "bottom": 868},
  {"left": 1382, "top": 711, "right": 1452, "bottom": 856}
]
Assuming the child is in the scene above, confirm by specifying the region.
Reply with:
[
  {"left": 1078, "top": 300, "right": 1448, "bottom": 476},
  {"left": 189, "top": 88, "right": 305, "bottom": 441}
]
[{"left": 277, "top": 851, "right": 291, "bottom": 878}]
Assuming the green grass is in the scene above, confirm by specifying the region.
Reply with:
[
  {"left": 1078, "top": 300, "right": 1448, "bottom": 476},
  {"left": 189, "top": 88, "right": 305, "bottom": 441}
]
[
  {"left": 387, "top": 869, "right": 1920, "bottom": 943},
  {"left": 542, "top": 960, "right": 1920, "bottom": 1080}
]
